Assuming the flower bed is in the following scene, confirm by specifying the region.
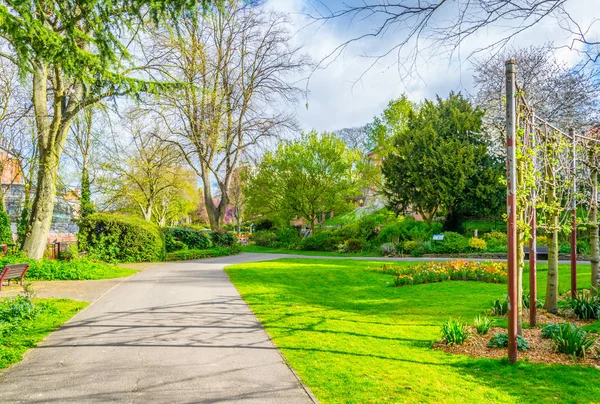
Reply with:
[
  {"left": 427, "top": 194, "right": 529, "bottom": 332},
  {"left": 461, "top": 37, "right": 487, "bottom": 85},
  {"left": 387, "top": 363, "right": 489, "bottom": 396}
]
[{"left": 373, "top": 260, "right": 508, "bottom": 286}]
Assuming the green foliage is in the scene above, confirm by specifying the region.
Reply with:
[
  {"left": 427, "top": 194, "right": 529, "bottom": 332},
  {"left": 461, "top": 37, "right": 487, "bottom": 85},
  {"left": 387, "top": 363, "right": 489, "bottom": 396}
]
[
  {"left": 366, "top": 95, "right": 414, "bottom": 155},
  {"left": 77, "top": 213, "right": 164, "bottom": 263},
  {"left": 468, "top": 237, "right": 487, "bottom": 251},
  {"left": 163, "top": 227, "right": 212, "bottom": 251},
  {"left": 249, "top": 230, "right": 278, "bottom": 247},
  {"left": 482, "top": 231, "right": 507, "bottom": 250},
  {"left": 380, "top": 242, "right": 396, "bottom": 256},
  {"left": 376, "top": 217, "right": 441, "bottom": 245},
  {"left": 275, "top": 227, "right": 301, "bottom": 249},
  {"left": 16, "top": 204, "right": 29, "bottom": 247},
  {"left": 441, "top": 318, "right": 469, "bottom": 345},
  {"left": 523, "top": 293, "right": 543, "bottom": 309},
  {"left": 430, "top": 232, "right": 469, "bottom": 254},
  {"left": 80, "top": 169, "right": 95, "bottom": 218},
  {"left": 210, "top": 231, "right": 236, "bottom": 247},
  {"left": 541, "top": 323, "right": 576, "bottom": 339},
  {"left": 344, "top": 238, "right": 364, "bottom": 253},
  {"left": 165, "top": 245, "right": 241, "bottom": 261},
  {"left": 473, "top": 315, "right": 494, "bottom": 335},
  {"left": 0, "top": 206, "right": 12, "bottom": 245},
  {"left": 489, "top": 297, "right": 509, "bottom": 316},
  {"left": 246, "top": 131, "right": 361, "bottom": 231},
  {"left": 299, "top": 233, "right": 336, "bottom": 251},
  {"left": 567, "top": 292, "right": 600, "bottom": 320},
  {"left": 255, "top": 219, "right": 275, "bottom": 231},
  {"left": 551, "top": 323, "right": 596, "bottom": 358},
  {"left": 488, "top": 333, "right": 529, "bottom": 350},
  {"left": 402, "top": 240, "right": 419, "bottom": 255},
  {"left": 0, "top": 298, "right": 87, "bottom": 369},
  {"left": 0, "top": 254, "right": 135, "bottom": 280},
  {"left": 382, "top": 92, "right": 504, "bottom": 225}
]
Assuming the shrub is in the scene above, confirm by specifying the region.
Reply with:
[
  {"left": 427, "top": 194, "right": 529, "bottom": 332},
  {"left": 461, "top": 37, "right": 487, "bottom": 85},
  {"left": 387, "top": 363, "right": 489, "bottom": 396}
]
[
  {"left": 163, "top": 227, "right": 212, "bottom": 250},
  {"left": 483, "top": 231, "right": 507, "bottom": 245},
  {"left": 536, "top": 235, "right": 548, "bottom": 246},
  {"left": 0, "top": 207, "right": 13, "bottom": 244},
  {"left": 164, "top": 233, "right": 187, "bottom": 253},
  {"left": 60, "top": 244, "right": 79, "bottom": 261},
  {"left": 344, "top": 238, "right": 364, "bottom": 253},
  {"left": 468, "top": 237, "right": 487, "bottom": 251},
  {"left": 473, "top": 315, "right": 494, "bottom": 335},
  {"left": 211, "top": 231, "right": 236, "bottom": 247},
  {"left": 380, "top": 243, "right": 397, "bottom": 257},
  {"left": 430, "top": 232, "right": 469, "bottom": 254},
  {"left": 568, "top": 292, "right": 600, "bottom": 320},
  {"left": 378, "top": 260, "right": 508, "bottom": 287},
  {"left": 489, "top": 297, "right": 509, "bottom": 316},
  {"left": 551, "top": 323, "right": 596, "bottom": 358},
  {"left": 577, "top": 240, "right": 591, "bottom": 255},
  {"left": 441, "top": 318, "right": 469, "bottom": 345},
  {"left": 166, "top": 245, "right": 241, "bottom": 261},
  {"left": 541, "top": 323, "right": 577, "bottom": 339},
  {"left": 376, "top": 218, "right": 441, "bottom": 245},
  {"left": 0, "top": 295, "right": 39, "bottom": 323},
  {"left": 402, "top": 240, "right": 419, "bottom": 255},
  {"left": 300, "top": 232, "right": 334, "bottom": 251},
  {"left": 250, "top": 230, "right": 278, "bottom": 247},
  {"left": 78, "top": 214, "right": 164, "bottom": 262},
  {"left": 255, "top": 219, "right": 275, "bottom": 231},
  {"left": 488, "top": 333, "right": 529, "bottom": 350},
  {"left": 276, "top": 227, "right": 300, "bottom": 249}
]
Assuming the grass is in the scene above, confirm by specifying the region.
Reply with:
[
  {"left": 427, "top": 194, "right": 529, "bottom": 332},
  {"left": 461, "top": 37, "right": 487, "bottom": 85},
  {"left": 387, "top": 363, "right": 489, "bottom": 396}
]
[
  {"left": 241, "top": 245, "right": 376, "bottom": 257},
  {"left": 226, "top": 259, "right": 600, "bottom": 403},
  {"left": 0, "top": 298, "right": 88, "bottom": 369},
  {"left": 0, "top": 256, "right": 137, "bottom": 280}
]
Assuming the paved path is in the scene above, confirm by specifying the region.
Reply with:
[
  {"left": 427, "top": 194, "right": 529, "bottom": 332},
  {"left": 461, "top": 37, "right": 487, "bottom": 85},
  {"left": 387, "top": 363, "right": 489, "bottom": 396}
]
[{"left": 0, "top": 254, "right": 316, "bottom": 404}]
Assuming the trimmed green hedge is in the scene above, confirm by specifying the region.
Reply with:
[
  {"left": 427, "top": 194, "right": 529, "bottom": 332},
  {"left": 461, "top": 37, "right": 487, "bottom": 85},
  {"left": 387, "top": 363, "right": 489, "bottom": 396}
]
[
  {"left": 78, "top": 213, "right": 164, "bottom": 263},
  {"left": 165, "top": 245, "right": 241, "bottom": 261},
  {"left": 163, "top": 227, "right": 212, "bottom": 252}
]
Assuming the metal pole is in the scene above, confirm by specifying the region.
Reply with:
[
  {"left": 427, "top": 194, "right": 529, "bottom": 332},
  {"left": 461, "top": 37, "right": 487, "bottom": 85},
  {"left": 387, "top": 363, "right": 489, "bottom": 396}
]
[
  {"left": 570, "top": 128, "right": 577, "bottom": 298},
  {"left": 505, "top": 59, "right": 518, "bottom": 363},
  {"left": 529, "top": 112, "right": 537, "bottom": 327}
]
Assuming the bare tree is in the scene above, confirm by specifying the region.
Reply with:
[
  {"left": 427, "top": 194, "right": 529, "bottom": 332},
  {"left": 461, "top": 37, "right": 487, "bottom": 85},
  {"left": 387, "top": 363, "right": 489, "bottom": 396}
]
[
  {"left": 145, "top": 0, "right": 310, "bottom": 230},
  {"left": 308, "top": 1, "right": 600, "bottom": 77}
]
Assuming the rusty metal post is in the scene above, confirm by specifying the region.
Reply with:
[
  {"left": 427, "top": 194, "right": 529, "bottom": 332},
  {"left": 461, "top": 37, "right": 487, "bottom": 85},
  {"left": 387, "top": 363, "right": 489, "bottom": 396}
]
[
  {"left": 570, "top": 128, "right": 577, "bottom": 298},
  {"left": 529, "top": 113, "right": 537, "bottom": 327},
  {"left": 505, "top": 59, "right": 518, "bottom": 363}
]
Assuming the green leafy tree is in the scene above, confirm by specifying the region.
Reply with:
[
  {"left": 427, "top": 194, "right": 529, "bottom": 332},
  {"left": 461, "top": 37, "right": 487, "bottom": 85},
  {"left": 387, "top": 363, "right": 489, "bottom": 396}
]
[
  {"left": 246, "top": 131, "right": 361, "bottom": 234},
  {"left": 382, "top": 92, "right": 503, "bottom": 226},
  {"left": 0, "top": 0, "right": 212, "bottom": 258}
]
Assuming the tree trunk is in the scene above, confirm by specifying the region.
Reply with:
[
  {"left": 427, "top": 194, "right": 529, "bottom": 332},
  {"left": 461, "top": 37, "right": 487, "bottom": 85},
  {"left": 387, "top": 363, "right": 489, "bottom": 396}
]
[
  {"left": 22, "top": 150, "right": 59, "bottom": 259},
  {"left": 544, "top": 175, "right": 559, "bottom": 312},
  {"left": 590, "top": 165, "right": 599, "bottom": 295}
]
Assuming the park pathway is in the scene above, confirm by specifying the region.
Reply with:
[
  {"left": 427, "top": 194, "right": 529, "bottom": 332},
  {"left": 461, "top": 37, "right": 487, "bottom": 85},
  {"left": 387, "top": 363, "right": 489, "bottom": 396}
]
[{"left": 0, "top": 253, "right": 317, "bottom": 404}]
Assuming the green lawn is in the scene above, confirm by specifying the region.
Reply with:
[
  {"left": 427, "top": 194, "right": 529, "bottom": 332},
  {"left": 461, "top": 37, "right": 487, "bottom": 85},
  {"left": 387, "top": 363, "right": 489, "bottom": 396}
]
[
  {"left": 225, "top": 259, "right": 600, "bottom": 403},
  {"left": 241, "top": 245, "right": 377, "bottom": 257},
  {"left": 0, "top": 298, "right": 88, "bottom": 369}
]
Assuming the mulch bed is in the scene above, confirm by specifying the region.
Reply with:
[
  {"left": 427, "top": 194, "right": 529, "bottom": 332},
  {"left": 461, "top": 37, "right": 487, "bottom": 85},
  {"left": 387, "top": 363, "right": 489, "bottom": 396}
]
[{"left": 433, "top": 310, "right": 600, "bottom": 368}]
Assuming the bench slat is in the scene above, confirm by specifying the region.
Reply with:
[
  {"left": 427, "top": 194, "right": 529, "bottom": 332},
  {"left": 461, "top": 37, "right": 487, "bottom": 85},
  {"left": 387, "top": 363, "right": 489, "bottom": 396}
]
[{"left": 0, "top": 264, "right": 30, "bottom": 290}]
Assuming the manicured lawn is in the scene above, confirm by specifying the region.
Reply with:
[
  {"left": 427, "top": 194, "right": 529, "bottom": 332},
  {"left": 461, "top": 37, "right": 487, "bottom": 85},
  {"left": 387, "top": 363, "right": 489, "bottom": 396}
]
[
  {"left": 241, "top": 245, "right": 377, "bottom": 257},
  {"left": 226, "top": 259, "right": 600, "bottom": 403},
  {"left": 0, "top": 298, "right": 88, "bottom": 369}
]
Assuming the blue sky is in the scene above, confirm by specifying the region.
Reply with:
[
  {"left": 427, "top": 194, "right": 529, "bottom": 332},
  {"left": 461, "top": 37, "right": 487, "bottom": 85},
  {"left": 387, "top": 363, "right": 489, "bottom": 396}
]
[{"left": 265, "top": 0, "right": 600, "bottom": 132}]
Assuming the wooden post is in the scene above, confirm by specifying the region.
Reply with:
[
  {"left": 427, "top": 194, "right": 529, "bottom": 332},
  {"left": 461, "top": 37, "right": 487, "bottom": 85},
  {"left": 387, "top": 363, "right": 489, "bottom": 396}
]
[
  {"left": 570, "top": 128, "right": 577, "bottom": 298},
  {"left": 505, "top": 59, "right": 518, "bottom": 363}
]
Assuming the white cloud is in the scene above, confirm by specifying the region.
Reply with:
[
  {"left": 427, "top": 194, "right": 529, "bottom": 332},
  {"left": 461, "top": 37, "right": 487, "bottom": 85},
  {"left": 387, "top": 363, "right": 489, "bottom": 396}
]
[{"left": 265, "top": 0, "right": 600, "bottom": 132}]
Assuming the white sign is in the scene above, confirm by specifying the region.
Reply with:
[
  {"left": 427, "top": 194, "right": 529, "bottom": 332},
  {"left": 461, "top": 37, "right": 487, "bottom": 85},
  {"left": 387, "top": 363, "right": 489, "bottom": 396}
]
[{"left": 432, "top": 234, "right": 444, "bottom": 241}]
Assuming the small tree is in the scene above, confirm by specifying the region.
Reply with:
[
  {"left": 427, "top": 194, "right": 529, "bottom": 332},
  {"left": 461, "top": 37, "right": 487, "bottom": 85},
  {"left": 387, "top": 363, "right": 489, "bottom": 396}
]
[
  {"left": 246, "top": 131, "right": 360, "bottom": 234},
  {"left": 0, "top": 205, "right": 13, "bottom": 245}
]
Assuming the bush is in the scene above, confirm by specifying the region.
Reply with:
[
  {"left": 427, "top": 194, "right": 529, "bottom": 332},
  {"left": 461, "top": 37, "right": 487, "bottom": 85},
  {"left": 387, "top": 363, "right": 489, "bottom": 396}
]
[
  {"left": 376, "top": 218, "right": 441, "bottom": 245},
  {"left": 275, "top": 227, "right": 300, "bottom": 249},
  {"left": 0, "top": 207, "right": 13, "bottom": 245},
  {"left": 441, "top": 318, "right": 469, "bottom": 345},
  {"left": 78, "top": 214, "right": 164, "bottom": 263},
  {"left": 255, "top": 219, "right": 275, "bottom": 231},
  {"left": 567, "top": 292, "right": 600, "bottom": 320},
  {"left": 483, "top": 231, "right": 507, "bottom": 245},
  {"left": 344, "top": 238, "right": 364, "bottom": 253},
  {"left": 473, "top": 315, "right": 494, "bottom": 335},
  {"left": 468, "top": 237, "right": 487, "bottom": 251},
  {"left": 250, "top": 230, "right": 278, "bottom": 247},
  {"left": 541, "top": 323, "right": 577, "bottom": 339},
  {"left": 211, "top": 231, "right": 236, "bottom": 247},
  {"left": 59, "top": 244, "right": 79, "bottom": 261},
  {"left": 430, "top": 232, "right": 469, "bottom": 254},
  {"left": 166, "top": 245, "right": 241, "bottom": 261},
  {"left": 402, "top": 240, "right": 419, "bottom": 255},
  {"left": 523, "top": 293, "right": 543, "bottom": 309},
  {"left": 536, "top": 235, "right": 548, "bottom": 246},
  {"left": 551, "top": 323, "right": 596, "bottom": 358},
  {"left": 577, "top": 240, "right": 591, "bottom": 255},
  {"left": 163, "top": 227, "right": 212, "bottom": 251},
  {"left": 299, "top": 232, "right": 340, "bottom": 251},
  {"left": 488, "top": 333, "right": 529, "bottom": 350},
  {"left": 380, "top": 243, "right": 397, "bottom": 257},
  {"left": 489, "top": 297, "right": 509, "bottom": 316}
]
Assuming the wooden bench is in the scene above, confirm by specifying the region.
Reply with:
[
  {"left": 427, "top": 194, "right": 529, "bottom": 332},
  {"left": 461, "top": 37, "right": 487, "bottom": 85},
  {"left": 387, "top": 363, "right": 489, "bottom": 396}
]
[
  {"left": 0, "top": 264, "right": 30, "bottom": 291},
  {"left": 523, "top": 246, "right": 549, "bottom": 260}
]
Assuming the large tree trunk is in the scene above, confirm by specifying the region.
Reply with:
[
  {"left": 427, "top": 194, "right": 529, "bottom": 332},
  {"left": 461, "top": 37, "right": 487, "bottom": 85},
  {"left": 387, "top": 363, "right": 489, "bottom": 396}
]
[
  {"left": 22, "top": 149, "right": 59, "bottom": 259},
  {"left": 590, "top": 166, "right": 599, "bottom": 295}
]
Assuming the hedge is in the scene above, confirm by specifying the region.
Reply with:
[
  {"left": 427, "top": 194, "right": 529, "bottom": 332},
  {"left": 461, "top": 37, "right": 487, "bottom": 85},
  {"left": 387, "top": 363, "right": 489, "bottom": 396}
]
[
  {"left": 163, "top": 227, "right": 212, "bottom": 252},
  {"left": 78, "top": 213, "right": 164, "bottom": 263}
]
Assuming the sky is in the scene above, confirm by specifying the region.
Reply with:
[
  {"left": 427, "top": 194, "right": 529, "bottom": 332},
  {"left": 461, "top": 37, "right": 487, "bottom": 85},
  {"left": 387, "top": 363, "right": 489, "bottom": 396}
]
[{"left": 265, "top": 0, "right": 600, "bottom": 133}]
